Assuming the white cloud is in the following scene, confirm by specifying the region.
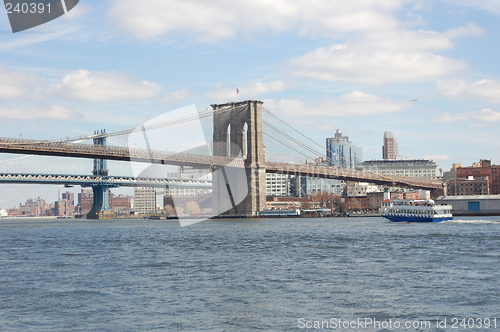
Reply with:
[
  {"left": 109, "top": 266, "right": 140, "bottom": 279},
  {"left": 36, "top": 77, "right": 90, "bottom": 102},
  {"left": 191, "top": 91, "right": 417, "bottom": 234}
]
[
  {"left": 55, "top": 70, "right": 162, "bottom": 101},
  {"left": 434, "top": 108, "right": 500, "bottom": 123},
  {"left": 467, "top": 80, "right": 500, "bottom": 103},
  {"left": 287, "top": 22, "right": 482, "bottom": 84},
  {"left": 432, "top": 112, "right": 467, "bottom": 123},
  {"left": 444, "top": 22, "right": 485, "bottom": 39},
  {"left": 160, "top": 89, "right": 190, "bottom": 103},
  {"left": 106, "top": 1, "right": 480, "bottom": 86},
  {"left": 353, "top": 30, "right": 453, "bottom": 53},
  {"left": 443, "top": 0, "right": 500, "bottom": 15},
  {"left": 468, "top": 108, "right": 500, "bottom": 122},
  {"left": 264, "top": 91, "right": 406, "bottom": 121},
  {"left": 437, "top": 79, "right": 467, "bottom": 97},
  {"left": 63, "top": 4, "right": 91, "bottom": 20},
  {"left": 295, "top": 1, "right": 400, "bottom": 37},
  {"left": 438, "top": 79, "right": 500, "bottom": 103},
  {"left": 411, "top": 0, "right": 432, "bottom": 11},
  {"left": 289, "top": 23, "right": 484, "bottom": 84},
  {"left": 205, "top": 81, "right": 286, "bottom": 101},
  {"left": 424, "top": 155, "right": 451, "bottom": 161},
  {"left": 0, "top": 105, "right": 79, "bottom": 120},
  {"left": 108, "top": 0, "right": 404, "bottom": 42},
  {"left": 289, "top": 46, "right": 466, "bottom": 84},
  {"left": 0, "top": 27, "right": 81, "bottom": 52},
  {"left": 0, "top": 67, "right": 38, "bottom": 98}
]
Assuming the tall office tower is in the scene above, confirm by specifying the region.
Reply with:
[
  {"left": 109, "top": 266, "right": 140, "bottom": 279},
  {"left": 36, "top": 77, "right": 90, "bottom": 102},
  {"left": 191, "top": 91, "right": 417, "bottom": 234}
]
[
  {"left": 382, "top": 131, "right": 398, "bottom": 160},
  {"left": 134, "top": 187, "right": 156, "bottom": 214},
  {"left": 326, "top": 129, "right": 362, "bottom": 169}
]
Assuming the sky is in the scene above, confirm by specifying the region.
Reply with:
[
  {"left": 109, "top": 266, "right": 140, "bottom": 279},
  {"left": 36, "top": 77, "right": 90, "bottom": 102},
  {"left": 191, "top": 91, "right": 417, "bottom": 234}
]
[{"left": 0, "top": 0, "right": 499, "bottom": 208}]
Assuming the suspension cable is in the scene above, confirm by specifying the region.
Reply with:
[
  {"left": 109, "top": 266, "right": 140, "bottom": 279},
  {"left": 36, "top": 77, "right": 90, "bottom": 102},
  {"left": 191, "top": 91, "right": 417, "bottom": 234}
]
[{"left": 263, "top": 133, "right": 317, "bottom": 162}]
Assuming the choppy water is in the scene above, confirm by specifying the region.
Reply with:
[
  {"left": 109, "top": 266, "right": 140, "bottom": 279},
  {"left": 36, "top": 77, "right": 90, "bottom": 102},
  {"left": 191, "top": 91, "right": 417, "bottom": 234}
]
[{"left": 0, "top": 217, "right": 498, "bottom": 331}]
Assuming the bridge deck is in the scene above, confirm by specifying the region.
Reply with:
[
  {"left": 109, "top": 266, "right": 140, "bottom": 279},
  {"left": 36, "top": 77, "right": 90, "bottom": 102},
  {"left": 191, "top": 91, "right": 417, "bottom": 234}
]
[
  {"left": 266, "top": 162, "right": 442, "bottom": 190},
  {"left": 0, "top": 138, "right": 241, "bottom": 168},
  {"left": 0, "top": 138, "right": 442, "bottom": 189},
  {"left": 0, "top": 173, "right": 211, "bottom": 188}
]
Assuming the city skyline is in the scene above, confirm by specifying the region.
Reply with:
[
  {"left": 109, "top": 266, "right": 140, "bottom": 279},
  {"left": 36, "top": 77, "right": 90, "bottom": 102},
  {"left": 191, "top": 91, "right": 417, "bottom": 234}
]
[
  {"left": 0, "top": 1, "right": 499, "bottom": 207},
  {"left": 0, "top": 126, "right": 495, "bottom": 210}
]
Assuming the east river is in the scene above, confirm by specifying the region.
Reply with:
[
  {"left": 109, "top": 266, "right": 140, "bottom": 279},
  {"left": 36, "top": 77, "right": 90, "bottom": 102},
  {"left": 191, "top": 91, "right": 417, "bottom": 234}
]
[{"left": 0, "top": 217, "right": 498, "bottom": 331}]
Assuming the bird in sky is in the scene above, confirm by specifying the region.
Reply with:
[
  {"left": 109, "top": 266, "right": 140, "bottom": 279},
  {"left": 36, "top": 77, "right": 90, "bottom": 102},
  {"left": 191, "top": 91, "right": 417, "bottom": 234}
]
[{"left": 410, "top": 99, "right": 417, "bottom": 101}]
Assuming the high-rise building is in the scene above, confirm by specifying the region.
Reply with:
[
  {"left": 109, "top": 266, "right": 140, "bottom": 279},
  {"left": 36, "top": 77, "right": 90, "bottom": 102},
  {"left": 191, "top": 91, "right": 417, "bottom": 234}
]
[
  {"left": 382, "top": 131, "right": 398, "bottom": 160},
  {"left": 55, "top": 200, "right": 73, "bottom": 216},
  {"left": 61, "top": 191, "right": 75, "bottom": 205},
  {"left": 326, "top": 129, "right": 362, "bottom": 169},
  {"left": 134, "top": 187, "right": 157, "bottom": 214}
]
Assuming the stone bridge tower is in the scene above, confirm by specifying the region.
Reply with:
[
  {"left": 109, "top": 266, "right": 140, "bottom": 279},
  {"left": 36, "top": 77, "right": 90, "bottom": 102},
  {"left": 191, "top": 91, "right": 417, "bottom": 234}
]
[{"left": 211, "top": 100, "right": 266, "bottom": 217}]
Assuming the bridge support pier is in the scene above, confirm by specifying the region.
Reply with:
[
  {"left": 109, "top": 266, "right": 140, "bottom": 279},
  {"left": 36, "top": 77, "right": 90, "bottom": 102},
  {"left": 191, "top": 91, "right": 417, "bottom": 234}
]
[
  {"left": 86, "top": 130, "right": 115, "bottom": 219},
  {"left": 212, "top": 100, "right": 266, "bottom": 217},
  {"left": 87, "top": 184, "right": 115, "bottom": 219}
]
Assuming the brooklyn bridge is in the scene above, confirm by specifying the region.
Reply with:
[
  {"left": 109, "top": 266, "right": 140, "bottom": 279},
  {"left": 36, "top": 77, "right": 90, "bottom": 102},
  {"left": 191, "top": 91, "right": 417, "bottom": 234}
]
[{"left": 0, "top": 100, "right": 443, "bottom": 218}]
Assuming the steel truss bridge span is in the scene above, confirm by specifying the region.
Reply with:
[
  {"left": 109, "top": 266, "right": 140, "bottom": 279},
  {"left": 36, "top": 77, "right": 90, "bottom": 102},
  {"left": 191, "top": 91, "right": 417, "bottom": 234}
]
[{"left": 0, "top": 173, "right": 211, "bottom": 188}]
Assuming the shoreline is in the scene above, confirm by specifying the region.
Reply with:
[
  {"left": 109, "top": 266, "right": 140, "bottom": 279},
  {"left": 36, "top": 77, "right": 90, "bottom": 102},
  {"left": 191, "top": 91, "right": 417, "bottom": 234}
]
[{"left": 2, "top": 212, "right": 500, "bottom": 221}]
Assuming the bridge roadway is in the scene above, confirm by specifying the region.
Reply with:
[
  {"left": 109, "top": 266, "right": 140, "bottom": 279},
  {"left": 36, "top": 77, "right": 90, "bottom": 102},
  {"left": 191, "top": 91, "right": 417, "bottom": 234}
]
[
  {"left": 0, "top": 173, "right": 211, "bottom": 188},
  {"left": 266, "top": 162, "right": 442, "bottom": 190},
  {"left": 0, "top": 137, "right": 239, "bottom": 168},
  {"left": 0, "top": 137, "right": 442, "bottom": 190}
]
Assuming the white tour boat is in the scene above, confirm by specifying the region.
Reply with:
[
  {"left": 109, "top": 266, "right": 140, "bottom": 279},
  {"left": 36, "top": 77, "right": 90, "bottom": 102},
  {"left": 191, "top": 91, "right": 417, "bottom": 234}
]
[{"left": 382, "top": 199, "right": 453, "bottom": 222}]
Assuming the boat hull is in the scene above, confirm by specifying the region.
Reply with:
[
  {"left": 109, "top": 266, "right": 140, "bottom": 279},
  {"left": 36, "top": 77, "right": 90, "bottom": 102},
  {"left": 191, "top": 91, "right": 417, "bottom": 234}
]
[{"left": 383, "top": 215, "right": 453, "bottom": 223}]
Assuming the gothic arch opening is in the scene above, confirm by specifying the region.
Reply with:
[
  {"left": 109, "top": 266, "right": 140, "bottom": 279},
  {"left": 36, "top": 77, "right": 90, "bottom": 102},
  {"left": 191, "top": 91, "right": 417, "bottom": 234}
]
[
  {"left": 226, "top": 123, "right": 231, "bottom": 157},
  {"left": 242, "top": 122, "right": 248, "bottom": 160}
]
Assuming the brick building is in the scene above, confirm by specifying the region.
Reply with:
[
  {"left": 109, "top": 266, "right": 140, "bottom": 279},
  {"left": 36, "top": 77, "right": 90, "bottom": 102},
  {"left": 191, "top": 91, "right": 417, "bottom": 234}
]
[
  {"left": 79, "top": 189, "right": 132, "bottom": 214},
  {"left": 447, "top": 177, "right": 489, "bottom": 196},
  {"left": 454, "top": 159, "right": 500, "bottom": 195}
]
